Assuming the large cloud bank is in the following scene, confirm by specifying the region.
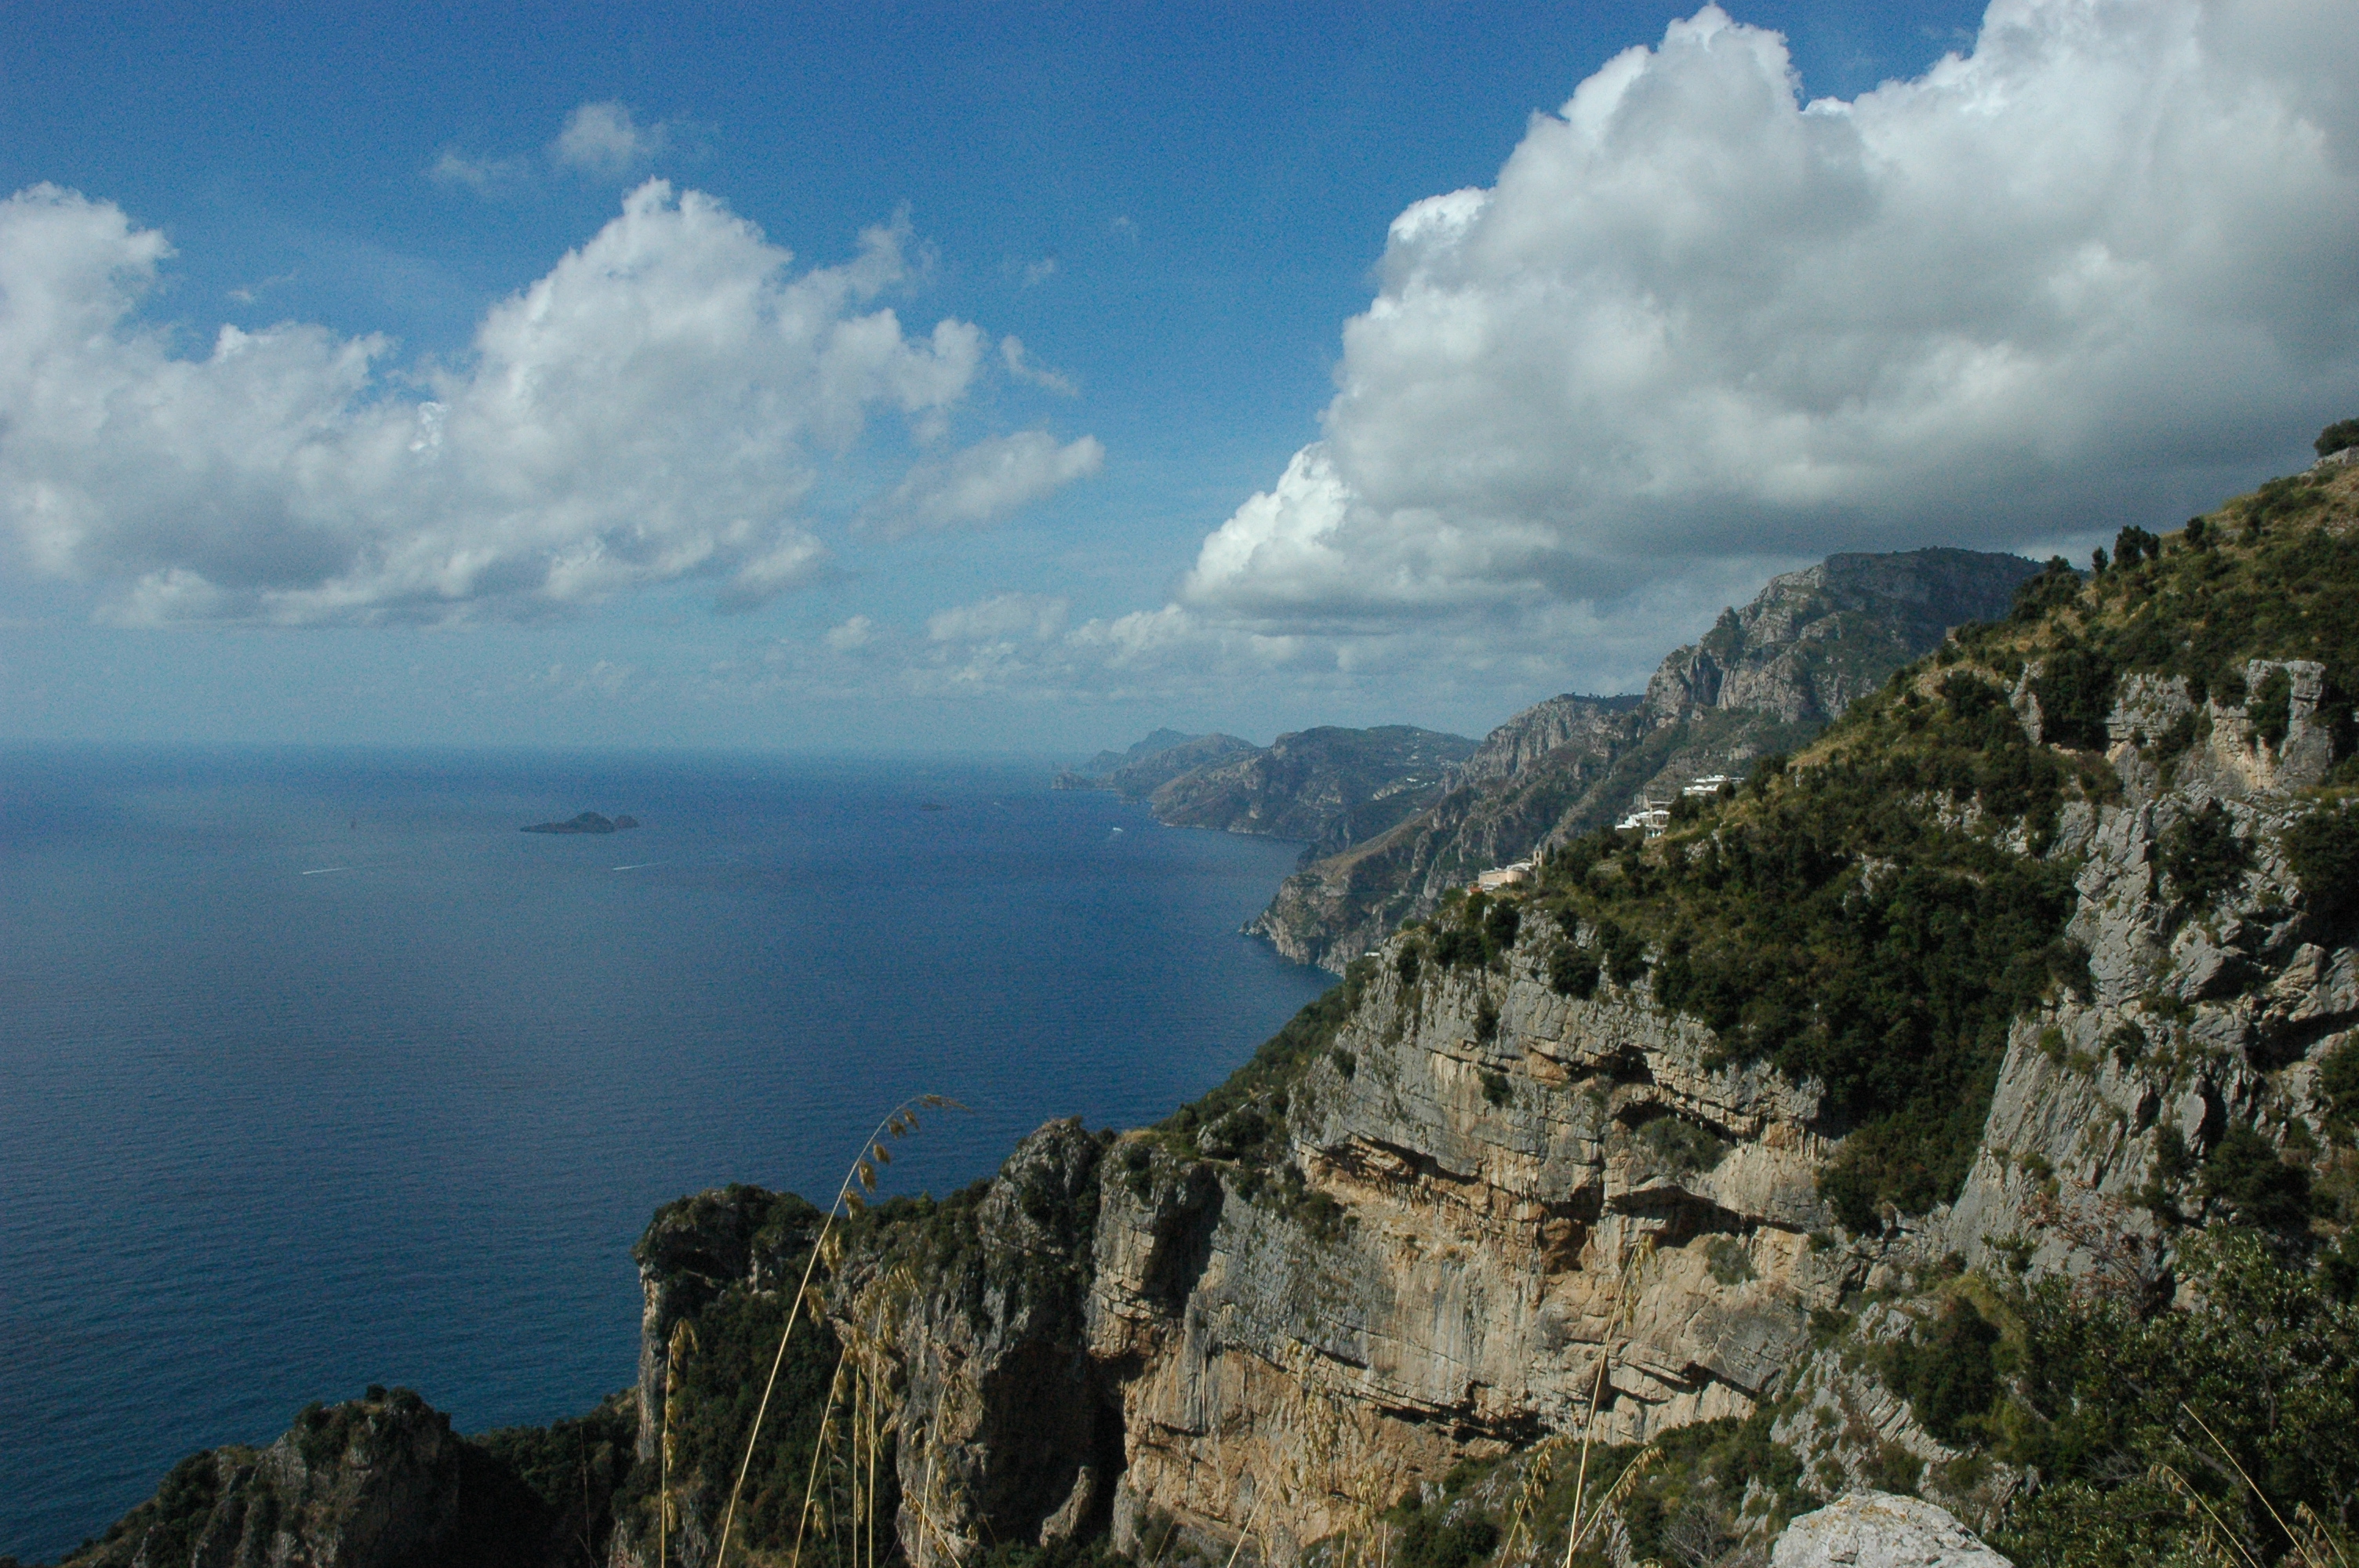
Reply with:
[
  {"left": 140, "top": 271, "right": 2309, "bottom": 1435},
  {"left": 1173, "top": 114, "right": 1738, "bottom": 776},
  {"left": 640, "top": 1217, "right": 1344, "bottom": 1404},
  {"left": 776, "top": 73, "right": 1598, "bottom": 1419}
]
[
  {"left": 0, "top": 180, "right": 1094, "bottom": 623},
  {"left": 1185, "top": 0, "right": 2359, "bottom": 628}
]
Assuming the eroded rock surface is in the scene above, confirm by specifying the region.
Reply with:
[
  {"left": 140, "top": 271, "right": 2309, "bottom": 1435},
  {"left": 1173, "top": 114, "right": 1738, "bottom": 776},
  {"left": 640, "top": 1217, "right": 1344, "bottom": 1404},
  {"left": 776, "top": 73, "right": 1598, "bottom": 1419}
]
[{"left": 1770, "top": 1492, "right": 2012, "bottom": 1568}]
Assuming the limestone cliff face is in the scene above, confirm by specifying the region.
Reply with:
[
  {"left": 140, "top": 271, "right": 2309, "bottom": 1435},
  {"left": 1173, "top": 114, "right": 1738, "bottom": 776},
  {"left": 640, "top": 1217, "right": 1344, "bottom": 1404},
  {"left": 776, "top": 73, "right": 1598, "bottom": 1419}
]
[
  {"left": 1643, "top": 551, "right": 2042, "bottom": 728},
  {"left": 1252, "top": 550, "right": 2037, "bottom": 974},
  {"left": 1932, "top": 656, "right": 2350, "bottom": 1279},
  {"left": 1083, "top": 961, "right": 1845, "bottom": 1563},
  {"left": 1056, "top": 646, "right": 2339, "bottom": 1555},
  {"left": 1241, "top": 700, "right": 1645, "bottom": 971},
  {"left": 893, "top": 625, "right": 2356, "bottom": 1566},
  {"left": 1452, "top": 695, "right": 1644, "bottom": 790}
]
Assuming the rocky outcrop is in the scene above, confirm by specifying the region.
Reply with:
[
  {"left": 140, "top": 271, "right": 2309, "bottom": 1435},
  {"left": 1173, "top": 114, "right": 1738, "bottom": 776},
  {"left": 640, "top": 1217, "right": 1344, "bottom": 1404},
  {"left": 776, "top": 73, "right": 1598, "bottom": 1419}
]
[
  {"left": 1928, "top": 660, "right": 2351, "bottom": 1282},
  {"left": 1645, "top": 551, "right": 2042, "bottom": 728},
  {"left": 60, "top": 1388, "right": 631, "bottom": 1568},
  {"left": 1452, "top": 695, "right": 1643, "bottom": 790},
  {"left": 1253, "top": 550, "right": 2039, "bottom": 972},
  {"left": 611, "top": 1123, "right": 1119, "bottom": 1568},
  {"left": 522, "top": 811, "right": 638, "bottom": 833},
  {"left": 859, "top": 1120, "right": 1118, "bottom": 1566},
  {"left": 631, "top": 1185, "right": 820, "bottom": 1462},
  {"left": 1770, "top": 1493, "right": 2012, "bottom": 1568}
]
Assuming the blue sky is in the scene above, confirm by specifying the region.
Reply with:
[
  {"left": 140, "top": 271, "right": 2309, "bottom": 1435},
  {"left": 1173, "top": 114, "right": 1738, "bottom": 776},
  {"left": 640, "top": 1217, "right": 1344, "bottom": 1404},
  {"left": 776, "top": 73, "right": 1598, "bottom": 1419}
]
[{"left": 4, "top": 1, "right": 2354, "bottom": 752}]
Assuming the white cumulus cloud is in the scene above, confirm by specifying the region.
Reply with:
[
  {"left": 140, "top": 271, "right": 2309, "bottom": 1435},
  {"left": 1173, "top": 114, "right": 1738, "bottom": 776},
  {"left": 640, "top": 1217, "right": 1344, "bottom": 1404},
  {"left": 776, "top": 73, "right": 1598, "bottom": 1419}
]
[
  {"left": 0, "top": 180, "right": 1040, "bottom": 623},
  {"left": 1185, "top": 0, "right": 2359, "bottom": 629},
  {"left": 869, "top": 430, "right": 1103, "bottom": 538}
]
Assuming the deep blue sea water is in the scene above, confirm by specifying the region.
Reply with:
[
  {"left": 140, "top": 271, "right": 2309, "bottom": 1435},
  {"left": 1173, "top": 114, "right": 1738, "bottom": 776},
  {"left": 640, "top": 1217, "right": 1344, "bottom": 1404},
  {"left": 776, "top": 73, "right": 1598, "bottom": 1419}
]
[{"left": 0, "top": 746, "right": 1329, "bottom": 1563}]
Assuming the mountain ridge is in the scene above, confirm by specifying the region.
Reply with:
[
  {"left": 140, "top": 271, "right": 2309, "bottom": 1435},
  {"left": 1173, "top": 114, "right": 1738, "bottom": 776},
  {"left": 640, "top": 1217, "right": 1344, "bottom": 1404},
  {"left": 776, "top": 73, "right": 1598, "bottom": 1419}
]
[
  {"left": 1249, "top": 546, "right": 2043, "bottom": 971},
  {"left": 50, "top": 456, "right": 2359, "bottom": 1568}
]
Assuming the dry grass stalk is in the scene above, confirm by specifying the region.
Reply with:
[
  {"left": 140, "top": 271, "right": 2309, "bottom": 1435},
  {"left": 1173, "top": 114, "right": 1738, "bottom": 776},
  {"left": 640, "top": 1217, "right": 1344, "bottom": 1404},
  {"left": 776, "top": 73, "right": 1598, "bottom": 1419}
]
[
  {"left": 2295, "top": 1506, "right": 2353, "bottom": 1568},
  {"left": 1565, "top": 1235, "right": 1653, "bottom": 1568},
  {"left": 711, "top": 1095, "right": 958, "bottom": 1568},
  {"left": 904, "top": 1356, "right": 978, "bottom": 1568},
  {"left": 1500, "top": 1439, "right": 1571, "bottom": 1568},
  {"left": 2150, "top": 1463, "right": 2264, "bottom": 1568},
  {"left": 1566, "top": 1448, "right": 1656, "bottom": 1561},
  {"left": 2180, "top": 1403, "right": 2350, "bottom": 1568},
  {"left": 1221, "top": 1470, "right": 1270, "bottom": 1568}
]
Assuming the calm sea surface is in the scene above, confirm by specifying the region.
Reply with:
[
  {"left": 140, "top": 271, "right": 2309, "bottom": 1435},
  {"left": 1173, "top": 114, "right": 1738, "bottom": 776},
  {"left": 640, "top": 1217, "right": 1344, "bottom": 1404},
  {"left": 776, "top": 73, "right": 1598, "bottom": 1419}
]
[{"left": 0, "top": 746, "right": 1329, "bottom": 1562}]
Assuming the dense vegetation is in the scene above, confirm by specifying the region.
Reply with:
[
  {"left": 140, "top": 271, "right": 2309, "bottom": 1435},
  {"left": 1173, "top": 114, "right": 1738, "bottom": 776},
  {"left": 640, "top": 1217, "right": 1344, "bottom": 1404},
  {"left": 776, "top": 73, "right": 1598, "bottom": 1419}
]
[
  {"left": 1525, "top": 670, "right": 2095, "bottom": 1228},
  {"left": 648, "top": 1280, "right": 876, "bottom": 1556},
  {"left": 2012, "top": 465, "right": 2359, "bottom": 772},
  {"left": 1994, "top": 1230, "right": 2359, "bottom": 1565}
]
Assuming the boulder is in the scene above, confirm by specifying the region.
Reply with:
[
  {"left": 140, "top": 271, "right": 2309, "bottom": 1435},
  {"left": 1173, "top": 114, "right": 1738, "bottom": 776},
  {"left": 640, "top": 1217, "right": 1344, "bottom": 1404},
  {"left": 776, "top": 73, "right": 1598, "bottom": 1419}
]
[{"left": 1771, "top": 1492, "right": 2012, "bottom": 1568}]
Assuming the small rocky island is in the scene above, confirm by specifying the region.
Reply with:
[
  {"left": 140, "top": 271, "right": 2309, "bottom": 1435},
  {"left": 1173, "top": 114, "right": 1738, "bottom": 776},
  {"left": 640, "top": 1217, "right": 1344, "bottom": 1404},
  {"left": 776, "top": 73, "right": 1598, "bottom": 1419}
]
[{"left": 519, "top": 811, "right": 638, "bottom": 835}]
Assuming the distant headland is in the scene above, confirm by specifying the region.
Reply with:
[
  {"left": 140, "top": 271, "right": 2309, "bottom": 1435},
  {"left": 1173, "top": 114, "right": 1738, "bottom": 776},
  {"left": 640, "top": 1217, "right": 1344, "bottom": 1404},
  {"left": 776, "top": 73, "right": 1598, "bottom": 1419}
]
[{"left": 519, "top": 811, "right": 638, "bottom": 835}]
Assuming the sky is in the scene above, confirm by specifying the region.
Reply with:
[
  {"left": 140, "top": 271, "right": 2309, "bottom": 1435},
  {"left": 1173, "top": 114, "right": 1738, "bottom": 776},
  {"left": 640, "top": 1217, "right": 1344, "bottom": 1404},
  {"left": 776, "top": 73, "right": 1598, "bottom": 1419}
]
[{"left": 4, "top": 0, "right": 2356, "bottom": 753}]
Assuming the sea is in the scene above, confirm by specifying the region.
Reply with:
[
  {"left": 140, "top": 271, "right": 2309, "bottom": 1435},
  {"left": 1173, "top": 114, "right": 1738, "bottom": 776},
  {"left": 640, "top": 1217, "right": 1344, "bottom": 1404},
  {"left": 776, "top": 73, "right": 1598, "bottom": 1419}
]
[{"left": 0, "top": 746, "right": 1331, "bottom": 1563}]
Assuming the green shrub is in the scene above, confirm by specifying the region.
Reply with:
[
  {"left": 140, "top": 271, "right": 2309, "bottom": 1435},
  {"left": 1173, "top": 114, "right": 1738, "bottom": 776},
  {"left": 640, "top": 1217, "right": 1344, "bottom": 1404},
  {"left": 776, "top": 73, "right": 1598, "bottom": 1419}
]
[
  {"left": 2157, "top": 801, "right": 2252, "bottom": 911},
  {"left": 2316, "top": 416, "right": 2359, "bottom": 458},
  {"left": 2201, "top": 1123, "right": 2314, "bottom": 1232},
  {"left": 2011, "top": 557, "right": 2085, "bottom": 622},
  {"left": 1598, "top": 920, "right": 1647, "bottom": 986},
  {"left": 2248, "top": 666, "right": 2295, "bottom": 751},
  {"left": 1394, "top": 1513, "right": 1499, "bottom": 1568},
  {"left": 1431, "top": 927, "right": 1485, "bottom": 968},
  {"left": 1883, "top": 1298, "right": 2001, "bottom": 1444},
  {"left": 2036, "top": 644, "right": 2117, "bottom": 750},
  {"left": 2284, "top": 801, "right": 2359, "bottom": 926},
  {"left": 1547, "top": 945, "right": 1600, "bottom": 1000},
  {"left": 2321, "top": 1039, "right": 2359, "bottom": 1140},
  {"left": 1614, "top": 1411, "right": 1808, "bottom": 1564},
  {"left": 1997, "top": 1229, "right": 2359, "bottom": 1565},
  {"left": 1637, "top": 1112, "right": 1730, "bottom": 1176}
]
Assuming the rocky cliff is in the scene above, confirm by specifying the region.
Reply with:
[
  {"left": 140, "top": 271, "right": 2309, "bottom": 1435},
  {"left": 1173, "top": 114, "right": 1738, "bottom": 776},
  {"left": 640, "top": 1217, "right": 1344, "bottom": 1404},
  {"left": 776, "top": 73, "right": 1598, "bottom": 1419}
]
[
  {"left": 65, "top": 464, "right": 2359, "bottom": 1568},
  {"left": 878, "top": 468, "right": 2351, "bottom": 1568},
  {"left": 50, "top": 1388, "right": 634, "bottom": 1568},
  {"left": 1252, "top": 550, "right": 2041, "bottom": 973}
]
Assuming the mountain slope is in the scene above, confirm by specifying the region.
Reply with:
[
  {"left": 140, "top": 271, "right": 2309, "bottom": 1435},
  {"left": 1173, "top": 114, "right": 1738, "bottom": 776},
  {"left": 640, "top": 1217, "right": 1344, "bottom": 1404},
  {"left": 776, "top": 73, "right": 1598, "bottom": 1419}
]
[
  {"left": 1146, "top": 724, "right": 1477, "bottom": 856},
  {"left": 1253, "top": 547, "right": 2041, "bottom": 971},
  {"left": 66, "top": 458, "right": 2359, "bottom": 1568},
  {"left": 1052, "top": 730, "right": 1260, "bottom": 797}
]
